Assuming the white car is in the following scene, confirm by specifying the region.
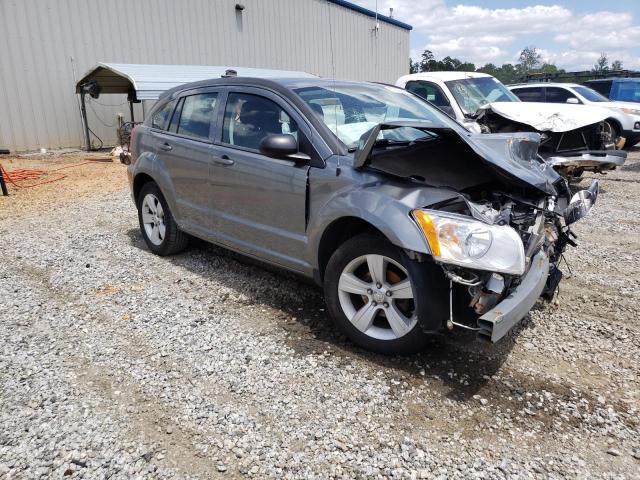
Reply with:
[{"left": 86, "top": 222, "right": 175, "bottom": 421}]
[
  {"left": 395, "top": 72, "right": 626, "bottom": 177},
  {"left": 509, "top": 82, "right": 640, "bottom": 148}
]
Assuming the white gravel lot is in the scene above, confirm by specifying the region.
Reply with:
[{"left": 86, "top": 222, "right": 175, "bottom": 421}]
[{"left": 1, "top": 150, "right": 639, "bottom": 479}]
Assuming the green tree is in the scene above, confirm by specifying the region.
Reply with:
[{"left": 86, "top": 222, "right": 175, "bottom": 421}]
[
  {"left": 539, "top": 63, "right": 559, "bottom": 74},
  {"left": 409, "top": 58, "right": 419, "bottom": 74},
  {"left": 418, "top": 50, "right": 436, "bottom": 72},
  {"left": 517, "top": 45, "right": 542, "bottom": 75},
  {"left": 611, "top": 59, "right": 623, "bottom": 70},
  {"left": 593, "top": 53, "right": 609, "bottom": 73},
  {"left": 477, "top": 63, "right": 499, "bottom": 76},
  {"left": 495, "top": 63, "right": 519, "bottom": 84},
  {"left": 457, "top": 62, "right": 476, "bottom": 72}
]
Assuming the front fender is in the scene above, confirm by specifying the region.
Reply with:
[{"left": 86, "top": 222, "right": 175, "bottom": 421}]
[{"left": 307, "top": 180, "right": 461, "bottom": 270}]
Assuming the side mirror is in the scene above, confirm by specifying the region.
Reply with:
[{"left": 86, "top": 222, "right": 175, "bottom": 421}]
[
  {"left": 259, "top": 134, "right": 299, "bottom": 158},
  {"left": 566, "top": 97, "right": 580, "bottom": 104}
]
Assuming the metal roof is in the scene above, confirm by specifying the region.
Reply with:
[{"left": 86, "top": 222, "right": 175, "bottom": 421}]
[
  {"left": 75, "top": 63, "right": 318, "bottom": 100},
  {"left": 327, "top": 0, "right": 412, "bottom": 30}
]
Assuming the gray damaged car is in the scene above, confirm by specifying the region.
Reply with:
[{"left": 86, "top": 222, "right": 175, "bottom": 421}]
[{"left": 128, "top": 78, "right": 598, "bottom": 354}]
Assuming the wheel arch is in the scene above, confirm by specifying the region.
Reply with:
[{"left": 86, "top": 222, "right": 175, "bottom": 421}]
[
  {"left": 130, "top": 153, "right": 181, "bottom": 224},
  {"left": 314, "top": 212, "right": 431, "bottom": 283},
  {"left": 605, "top": 117, "right": 622, "bottom": 135},
  {"left": 317, "top": 217, "right": 385, "bottom": 282},
  {"left": 133, "top": 172, "right": 155, "bottom": 202},
  {"left": 309, "top": 186, "right": 453, "bottom": 284}
]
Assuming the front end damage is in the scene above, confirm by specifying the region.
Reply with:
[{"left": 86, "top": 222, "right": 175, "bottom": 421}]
[
  {"left": 431, "top": 180, "right": 597, "bottom": 343},
  {"left": 474, "top": 103, "right": 627, "bottom": 178},
  {"left": 355, "top": 122, "right": 599, "bottom": 342}
]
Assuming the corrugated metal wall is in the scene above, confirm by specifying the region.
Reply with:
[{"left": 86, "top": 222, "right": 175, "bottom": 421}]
[{"left": 0, "top": 0, "right": 409, "bottom": 151}]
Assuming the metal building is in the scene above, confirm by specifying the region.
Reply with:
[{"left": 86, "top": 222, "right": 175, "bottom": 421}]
[{"left": 0, "top": 0, "right": 411, "bottom": 151}]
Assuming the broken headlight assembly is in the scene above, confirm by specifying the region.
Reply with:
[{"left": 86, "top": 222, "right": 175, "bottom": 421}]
[{"left": 412, "top": 209, "right": 526, "bottom": 276}]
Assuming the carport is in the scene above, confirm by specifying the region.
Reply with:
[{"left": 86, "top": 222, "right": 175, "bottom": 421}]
[{"left": 75, "top": 63, "right": 316, "bottom": 151}]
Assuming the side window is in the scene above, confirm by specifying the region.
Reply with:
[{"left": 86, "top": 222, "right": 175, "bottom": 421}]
[
  {"left": 168, "top": 98, "right": 184, "bottom": 133},
  {"left": 546, "top": 87, "right": 577, "bottom": 103},
  {"left": 512, "top": 87, "right": 544, "bottom": 102},
  {"left": 587, "top": 81, "right": 612, "bottom": 97},
  {"left": 406, "top": 81, "right": 452, "bottom": 108},
  {"left": 222, "top": 93, "right": 298, "bottom": 151},
  {"left": 176, "top": 93, "right": 218, "bottom": 140},
  {"left": 151, "top": 100, "right": 176, "bottom": 130},
  {"left": 611, "top": 82, "right": 639, "bottom": 102}
]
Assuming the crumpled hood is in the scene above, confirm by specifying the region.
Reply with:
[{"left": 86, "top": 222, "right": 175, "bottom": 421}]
[
  {"left": 478, "top": 102, "right": 611, "bottom": 132},
  {"left": 465, "top": 131, "right": 560, "bottom": 194},
  {"left": 354, "top": 122, "right": 562, "bottom": 196}
]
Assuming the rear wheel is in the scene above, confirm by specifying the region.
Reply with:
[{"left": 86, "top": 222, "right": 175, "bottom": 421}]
[
  {"left": 324, "top": 233, "right": 447, "bottom": 355},
  {"left": 137, "top": 182, "right": 188, "bottom": 255}
]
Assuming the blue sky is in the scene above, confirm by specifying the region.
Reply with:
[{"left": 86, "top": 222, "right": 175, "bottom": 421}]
[{"left": 352, "top": 0, "right": 640, "bottom": 70}]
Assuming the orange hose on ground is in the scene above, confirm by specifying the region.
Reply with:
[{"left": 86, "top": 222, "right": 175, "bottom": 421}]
[{"left": 0, "top": 161, "right": 99, "bottom": 189}]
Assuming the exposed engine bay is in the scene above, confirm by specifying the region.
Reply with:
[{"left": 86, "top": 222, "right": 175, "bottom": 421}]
[
  {"left": 355, "top": 121, "right": 598, "bottom": 341},
  {"left": 425, "top": 192, "right": 571, "bottom": 339}
]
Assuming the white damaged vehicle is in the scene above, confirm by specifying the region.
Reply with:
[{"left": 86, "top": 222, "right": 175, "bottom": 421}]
[{"left": 396, "top": 72, "right": 627, "bottom": 178}]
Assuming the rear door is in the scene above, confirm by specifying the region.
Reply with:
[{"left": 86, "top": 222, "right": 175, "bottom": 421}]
[
  {"left": 152, "top": 89, "right": 220, "bottom": 234},
  {"left": 208, "top": 87, "right": 314, "bottom": 272}
]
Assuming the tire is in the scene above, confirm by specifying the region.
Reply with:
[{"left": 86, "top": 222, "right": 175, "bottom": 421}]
[
  {"left": 137, "top": 182, "right": 189, "bottom": 256},
  {"left": 323, "top": 233, "right": 448, "bottom": 355},
  {"left": 603, "top": 120, "right": 621, "bottom": 149}
]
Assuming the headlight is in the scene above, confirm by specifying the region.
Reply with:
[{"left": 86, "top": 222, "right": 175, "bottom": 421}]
[
  {"left": 621, "top": 108, "right": 640, "bottom": 116},
  {"left": 412, "top": 209, "right": 526, "bottom": 275}
]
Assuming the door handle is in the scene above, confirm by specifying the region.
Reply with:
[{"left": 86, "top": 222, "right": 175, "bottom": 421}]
[
  {"left": 158, "top": 142, "right": 173, "bottom": 152},
  {"left": 214, "top": 154, "right": 235, "bottom": 166}
]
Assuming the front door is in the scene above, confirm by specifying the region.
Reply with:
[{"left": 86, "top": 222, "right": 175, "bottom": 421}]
[{"left": 209, "top": 90, "right": 311, "bottom": 272}]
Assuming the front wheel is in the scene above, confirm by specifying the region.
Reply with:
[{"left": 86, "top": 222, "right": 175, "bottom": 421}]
[
  {"left": 602, "top": 120, "right": 622, "bottom": 149},
  {"left": 323, "top": 233, "right": 447, "bottom": 355},
  {"left": 137, "top": 182, "right": 189, "bottom": 256}
]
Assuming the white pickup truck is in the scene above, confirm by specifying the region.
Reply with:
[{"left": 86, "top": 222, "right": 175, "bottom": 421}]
[{"left": 396, "top": 72, "right": 626, "bottom": 178}]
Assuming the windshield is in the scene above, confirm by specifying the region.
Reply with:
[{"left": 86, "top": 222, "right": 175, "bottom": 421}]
[
  {"left": 573, "top": 86, "right": 609, "bottom": 102},
  {"left": 611, "top": 80, "right": 640, "bottom": 103},
  {"left": 293, "top": 83, "right": 461, "bottom": 150},
  {"left": 445, "top": 77, "right": 520, "bottom": 114}
]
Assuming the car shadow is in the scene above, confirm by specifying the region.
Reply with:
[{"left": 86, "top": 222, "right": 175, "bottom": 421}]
[{"left": 125, "top": 228, "right": 524, "bottom": 402}]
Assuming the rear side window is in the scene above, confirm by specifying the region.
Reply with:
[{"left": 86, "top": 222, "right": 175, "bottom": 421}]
[
  {"left": 151, "top": 100, "right": 176, "bottom": 130},
  {"left": 546, "top": 87, "right": 576, "bottom": 103},
  {"left": 611, "top": 81, "right": 640, "bottom": 102},
  {"left": 585, "top": 81, "right": 612, "bottom": 97},
  {"left": 176, "top": 93, "right": 218, "bottom": 140},
  {"left": 512, "top": 87, "right": 544, "bottom": 102}
]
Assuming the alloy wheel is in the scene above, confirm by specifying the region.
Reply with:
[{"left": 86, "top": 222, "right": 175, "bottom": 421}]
[
  {"left": 337, "top": 254, "right": 417, "bottom": 340},
  {"left": 141, "top": 193, "right": 166, "bottom": 246}
]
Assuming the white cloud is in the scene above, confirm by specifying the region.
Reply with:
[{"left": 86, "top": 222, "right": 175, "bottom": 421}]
[
  {"left": 421, "top": 35, "right": 512, "bottom": 64},
  {"left": 540, "top": 49, "right": 640, "bottom": 71},
  {"left": 350, "top": 0, "right": 640, "bottom": 70}
]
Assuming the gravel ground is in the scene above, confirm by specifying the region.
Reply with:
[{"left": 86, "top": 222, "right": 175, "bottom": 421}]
[{"left": 1, "top": 150, "right": 639, "bottom": 479}]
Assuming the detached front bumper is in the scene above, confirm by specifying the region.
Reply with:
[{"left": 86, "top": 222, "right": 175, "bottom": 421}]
[
  {"left": 477, "top": 250, "right": 549, "bottom": 342},
  {"left": 546, "top": 150, "right": 626, "bottom": 173}
]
